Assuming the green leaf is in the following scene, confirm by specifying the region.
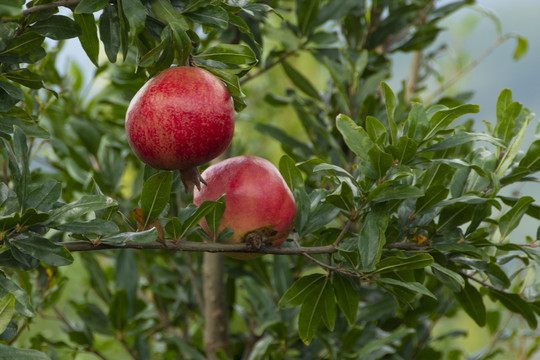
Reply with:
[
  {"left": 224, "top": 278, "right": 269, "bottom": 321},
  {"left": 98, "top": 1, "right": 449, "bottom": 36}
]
[
  {"left": 25, "top": 180, "right": 61, "bottom": 212},
  {"left": 0, "top": 294, "right": 14, "bottom": 335},
  {"left": 279, "top": 155, "right": 303, "bottom": 191},
  {"left": 12, "top": 236, "right": 73, "bottom": 266},
  {"left": 99, "top": 3, "right": 121, "bottom": 63},
  {"left": 254, "top": 123, "right": 313, "bottom": 155},
  {"left": 298, "top": 275, "right": 333, "bottom": 344},
  {"left": 0, "top": 213, "right": 19, "bottom": 233},
  {"left": 122, "top": 0, "right": 146, "bottom": 36},
  {"left": 518, "top": 139, "right": 540, "bottom": 172},
  {"left": 278, "top": 273, "right": 326, "bottom": 308},
  {"left": 198, "top": 66, "right": 245, "bottom": 112},
  {"left": 367, "top": 145, "right": 394, "bottom": 178},
  {"left": 375, "top": 254, "right": 434, "bottom": 274},
  {"left": 488, "top": 289, "right": 537, "bottom": 328},
  {"left": 0, "top": 31, "right": 44, "bottom": 56},
  {"left": 313, "top": 163, "right": 355, "bottom": 180},
  {"left": 499, "top": 196, "right": 534, "bottom": 241},
  {"left": 5, "top": 69, "right": 42, "bottom": 89},
  {"left": 430, "top": 263, "right": 464, "bottom": 292},
  {"left": 454, "top": 281, "right": 486, "bottom": 326},
  {"left": 141, "top": 171, "right": 172, "bottom": 227},
  {"left": 376, "top": 277, "right": 436, "bottom": 300},
  {"left": 48, "top": 195, "right": 118, "bottom": 225},
  {"left": 389, "top": 136, "right": 418, "bottom": 165},
  {"left": 415, "top": 185, "right": 449, "bottom": 214},
  {"left": 332, "top": 273, "right": 358, "bottom": 326},
  {"left": 75, "top": 0, "right": 108, "bottom": 13},
  {"left": 0, "top": 79, "right": 23, "bottom": 100},
  {"left": 496, "top": 117, "right": 529, "bottom": 178},
  {"left": 79, "top": 253, "right": 111, "bottom": 302},
  {"left": 55, "top": 219, "right": 119, "bottom": 236},
  {"left": 31, "top": 15, "right": 81, "bottom": 40},
  {"left": 164, "top": 217, "right": 182, "bottom": 239},
  {"left": 101, "top": 228, "right": 158, "bottom": 245},
  {"left": 150, "top": 0, "right": 186, "bottom": 25},
  {"left": 336, "top": 114, "right": 373, "bottom": 160},
  {"left": 0, "top": 111, "right": 50, "bottom": 138},
  {"left": 297, "top": 0, "right": 320, "bottom": 36},
  {"left": 0, "top": 344, "right": 51, "bottom": 359},
  {"left": 115, "top": 249, "right": 137, "bottom": 317},
  {"left": 380, "top": 82, "right": 397, "bottom": 145},
  {"left": 0, "top": 0, "right": 22, "bottom": 18},
  {"left": 513, "top": 36, "right": 528, "bottom": 60},
  {"left": 365, "top": 116, "right": 388, "bottom": 144},
  {"left": 181, "top": 199, "right": 223, "bottom": 239},
  {"left": 282, "top": 61, "right": 320, "bottom": 100},
  {"left": 19, "top": 208, "right": 49, "bottom": 227},
  {"left": 184, "top": 5, "right": 228, "bottom": 30},
  {"left": 197, "top": 44, "right": 257, "bottom": 65},
  {"left": 0, "top": 270, "right": 36, "bottom": 317},
  {"left": 204, "top": 196, "right": 226, "bottom": 239},
  {"left": 74, "top": 13, "right": 100, "bottom": 67},
  {"left": 404, "top": 103, "right": 429, "bottom": 142},
  {"left": 169, "top": 21, "right": 191, "bottom": 66},
  {"left": 421, "top": 132, "right": 507, "bottom": 153},
  {"left": 371, "top": 184, "right": 424, "bottom": 203},
  {"left": 358, "top": 208, "right": 388, "bottom": 272},
  {"left": 109, "top": 289, "right": 129, "bottom": 330},
  {"left": 424, "top": 104, "right": 480, "bottom": 141}
]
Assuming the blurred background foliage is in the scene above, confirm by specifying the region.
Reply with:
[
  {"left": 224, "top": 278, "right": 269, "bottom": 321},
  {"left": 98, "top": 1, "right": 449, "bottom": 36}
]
[{"left": 0, "top": 0, "right": 539, "bottom": 359}]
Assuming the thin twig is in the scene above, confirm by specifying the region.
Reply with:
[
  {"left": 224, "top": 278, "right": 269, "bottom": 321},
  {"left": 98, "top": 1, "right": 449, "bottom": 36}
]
[
  {"left": 21, "top": 0, "right": 82, "bottom": 15},
  {"left": 239, "top": 48, "right": 298, "bottom": 85}
]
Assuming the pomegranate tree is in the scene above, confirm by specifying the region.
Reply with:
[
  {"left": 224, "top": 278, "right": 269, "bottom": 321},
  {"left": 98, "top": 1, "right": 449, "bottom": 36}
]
[
  {"left": 125, "top": 66, "right": 235, "bottom": 190},
  {"left": 193, "top": 155, "right": 296, "bottom": 258}
]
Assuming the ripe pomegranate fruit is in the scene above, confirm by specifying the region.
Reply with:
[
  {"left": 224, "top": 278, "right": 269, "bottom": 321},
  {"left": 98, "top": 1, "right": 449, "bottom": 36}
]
[
  {"left": 125, "top": 66, "right": 235, "bottom": 190},
  {"left": 193, "top": 155, "right": 296, "bottom": 259}
]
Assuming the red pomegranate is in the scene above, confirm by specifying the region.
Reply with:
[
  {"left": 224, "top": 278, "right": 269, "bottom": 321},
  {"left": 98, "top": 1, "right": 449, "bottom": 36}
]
[
  {"left": 125, "top": 66, "right": 234, "bottom": 190},
  {"left": 193, "top": 155, "right": 296, "bottom": 258}
]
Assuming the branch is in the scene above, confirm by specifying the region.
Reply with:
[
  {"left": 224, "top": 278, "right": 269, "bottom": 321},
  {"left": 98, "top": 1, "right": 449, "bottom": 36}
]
[
  {"left": 60, "top": 240, "right": 338, "bottom": 255},
  {"left": 239, "top": 48, "right": 298, "bottom": 85},
  {"left": 21, "top": 0, "right": 82, "bottom": 15}
]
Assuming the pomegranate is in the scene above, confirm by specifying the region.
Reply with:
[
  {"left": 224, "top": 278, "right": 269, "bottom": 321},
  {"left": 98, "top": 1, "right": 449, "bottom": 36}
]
[
  {"left": 193, "top": 155, "right": 296, "bottom": 259},
  {"left": 125, "top": 66, "right": 235, "bottom": 190}
]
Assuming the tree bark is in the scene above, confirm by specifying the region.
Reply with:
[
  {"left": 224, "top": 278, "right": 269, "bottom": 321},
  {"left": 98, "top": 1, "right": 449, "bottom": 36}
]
[{"left": 202, "top": 252, "right": 229, "bottom": 359}]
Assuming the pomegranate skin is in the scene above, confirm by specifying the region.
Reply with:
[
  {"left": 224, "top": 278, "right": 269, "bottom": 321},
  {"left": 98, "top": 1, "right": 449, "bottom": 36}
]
[
  {"left": 125, "top": 66, "right": 234, "bottom": 171},
  {"left": 193, "top": 156, "right": 296, "bottom": 256}
]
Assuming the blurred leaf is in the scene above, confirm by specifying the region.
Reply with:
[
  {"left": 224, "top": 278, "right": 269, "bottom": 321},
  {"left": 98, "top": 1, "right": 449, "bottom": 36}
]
[
  {"left": 0, "top": 0, "right": 22, "bottom": 17},
  {"left": 0, "top": 294, "right": 14, "bottom": 335},
  {"left": 279, "top": 273, "right": 326, "bottom": 308},
  {"left": 0, "top": 344, "right": 50, "bottom": 359},
  {"left": 101, "top": 228, "right": 158, "bottom": 245},
  {"left": 49, "top": 195, "right": 118, "bottom": 225},
  {"left": 297, "top": 0, "right": 320, "bottom": 36},
  {"left": 185, "top": 5, "right": 228, "bottom": 30},
  {"left": 498, "top": 196, "right": 533, "bottom": 241},
  {"left": 488, "top": 289, "right": 537, "bottom": 328},
  {"left": 513, "top": 36, "right": 528, "bottom": 60},
  {"left": 79, "top": 253, "right": 111, "bottom": 302},
  {"left": 99, "top": 3, "right": 121, "bottom": 62},
  {"left": 55, "top": 219, "right": 119, "bottom": 236},
  {"left": 5, "top": 69, "right": 43, "bottom": 89},
  {"left": 74, "top": 13, "right": 99, "bottom": 67},
  {"left": 282, "top": 61, "right": 320, "bottom": 99},
  {"left": 454, "top": 281, "right": 486, "bottom": 327},
  {"left": 197, "top": 44, "right": 256, "bottom": 65},
  {"left": 254, "top": 123, "right": 313, "bottom": 155},
  {"left": 332, "top": 273, "right": 358, "bottom": 326},
  {"left": 380, "top": 82, "right": 397, "bottom": 145},
  {"left": 169, "top": 21, "right": 191, "bottom": 66},
  {"left": 0, "top": 79, "right": 23, "bottom": 101},
  {"left": 73, "top": 303, "right": 112, "bottom": 335},
  {"left": 298, "top": 275, "right": 334, "bottom": 344},
  {"left": 279, "top": 155, "right": 303, "bottom": 191},
  {"left": 375, "top": 254, "right": 434, "bottom": 274},
  {"left": 0, "top": 111, "right": 50, "bottom": 138},
  {"left": 376, "top": 277, "right": 436, "bottom": 300},
  {"left": 109, "top": 289, "right": 129, "bottom": 330},
  {"left": 12, "top": 236, "right": 73, "bottom": 266},
  {"left": 0, "top": 271, "right": 35, "bottom": 317},
  {"left": 0, "top": 31, "right": 44, "bottom": 57},
  {"left": 424, "top": 104, "right": 479, "bottom": 141},
  {"left": 31, "top": 15, "right": 81, "bottom": 40},
  {"left": 336, "top": 114, "right": 373, "bottom": 160},
  {"left": 115, "top": 249, "right": 138, "bottom": 316},
  {"left": 75, "top": 0, "right": 108, "bottom": 13},
  {"left": 141, "top": 171, "right": 172, "bottom": 227}
]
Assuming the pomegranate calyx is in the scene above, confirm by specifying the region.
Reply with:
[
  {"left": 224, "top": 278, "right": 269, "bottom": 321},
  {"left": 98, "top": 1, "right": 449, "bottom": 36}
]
[{"left": 180, "top": 167, "right": 207, "bottom": 193}]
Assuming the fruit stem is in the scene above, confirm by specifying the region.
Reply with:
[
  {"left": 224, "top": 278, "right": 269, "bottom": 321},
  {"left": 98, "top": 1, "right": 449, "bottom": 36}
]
[{"left": 179, "top": 167, "right": 207, "bottom": 192}]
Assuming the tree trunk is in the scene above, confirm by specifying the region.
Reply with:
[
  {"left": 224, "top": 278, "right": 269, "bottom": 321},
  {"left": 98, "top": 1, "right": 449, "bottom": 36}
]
[{"left": 202, "top": 252, "right": 229, "bottom": 359}]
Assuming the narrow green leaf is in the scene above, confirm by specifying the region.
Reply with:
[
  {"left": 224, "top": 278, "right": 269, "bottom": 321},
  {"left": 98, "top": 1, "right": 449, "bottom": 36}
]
[
  {"left": 19, "top": 208, "right": 49, "bottom": 227},
  {"left": 376, "top": 277, "right": 437, "bottom": 300},
  {"left": 0, "top": 294, "right": 14, "bottom": 335},
  {"left": 375, "top": 254, "right": 434, "bottom": 274},
  {"left": 297, "top": 0, "right": 320, "bottom": 36},
  {"left": 365, "top": 116, "right": 388, "bottom": 144},
  {"left": 298, "top": 275, "right": 333, "bottom": 345},
  {"left": 367, "top": 145, "right": 393, "bottom": 178},
  {"left": 197, "top": 43, "right": 257, "bottom": 66},
  {"left": 518, "top": 139, "right": 540, "bottom": 172},
  {"left": 404, "top": 103, "right": 429, "bottom": 142},
  {"left": 278, "top": 273, "right": 326, "bottom": 308},
  {"left": 0, "top": 31, "right": 44, "bottom": 56},
  {"left": 282, "top": 61, "right": 320, "bottom": 99},
  {"left": 254, "top": 123, "right": 313, "bottom": 155},
  {"left": 380, "top": 82, "right": 397, "bottom": 145},
  {"left": 0, "top": 344, "right": 51, "bottom": 359},
  {"left": 421, "top": 132, "right": 507, "bottom": 153},
  {"left": 513, "top": 36, "right": 528, "bottom": 60},
  {"left": 358, "top": 208, "right": 388, "bottom": 272},
  {"left": 115, "top": 249, "right": 137, "bottom": 317},
  {"left": 122, "top": 0, "right": 146, "bottom": 36},
  {"left": 5, "top": 69, "right": 43, "bottom": 89},
  {"left": 109, "top": 290, "right": 129, "bottom": 330},
  {"left": 0, "top": 270, "right": 36, "bottom": 317},
  {"left": 99, "top": 3, "right": 121, "bottom": 63},
  {"left": 430, "top": 263, "right": 464, "bottom": 292},
  {"left": 25, "top": 180, "right": 61, "bottom": 212},
  {"left": 31, "top": 15, "right": 81, "bottom": 40},
  {"left": 488, "top": 289, "right": 537, "bottom": 328},
  {"left": 313, "top": 163, "right": 354, "bottom": 180},
  {"left": 169, "top": 21, "right": 191, "bottom": 66},
  {"left": 79, "top": 253, "right": 111, "bottom": 302},
  {"left": 415, "top": 185, "right": 449, "bottom": 214},
  {"left": 0, "top": 79, "right": 23, "bottom": 100},
  {"left": 141, "top": 171, "right": 173, "bottom": 227},
  {"left": 75, "top": 0, "right": 108, "bottom": 13},
  {"left": 424, "top": 104, "right": 480, "bottom": 141},
  {"left": 499, "top": 196, "right": 534, "bottom": 241},
  {"left": 198, "top": 66, "right": 245, "bottom": 112},
  {"left": 48, "top": 195, "right": 118, "bottom": 225},
  {"left": 332, "top": 273, "right": 358, "bottom": 326},
  {"left": 204, "top": 196, "right": 226, "bottom": 239},
  {"left": 73, "top": 13, "right": 99, "bottom": 67},
  {"left": 371, "top": 184, "right": 424, "bottom": 203},
  {"left": 101, "top": 228, "right": 158, "bottom": 245},
  {"left": 164, "top": 217, "right": 182, "bottom": 239},
  {"left": 181, "top": 199, "right": 221, "bottom": 238},
  {"left": 336, "top": 114, "right": 373, "bottom": 160},
  {"left": 496, "top": 117, "right": 530, "bottom": 178},
  {"left": 55, "top": 219, "right": 119, "bottom": 236},
  {"left": 279, "top": 155, "right": 303, "bottom": 191},
  {"left": 12, "top": 236, "right": 73, "bottom": 267},
  {"left": 454, "top": 281, "right": 486, "bottom": 326},
  {"left": 184, "top": 5, "right": 228, "bottom": 30}
]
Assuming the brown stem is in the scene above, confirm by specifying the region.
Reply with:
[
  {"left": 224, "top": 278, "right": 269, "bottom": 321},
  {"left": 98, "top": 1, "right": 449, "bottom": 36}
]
[
  {"left": 202, "top": 252, "right": 229, "bottom": 359},
  {"left": 406, "top": 51, "right": 423, "bottom": 101},
  {"left": 21, "top": 0, "right": 82, "bottom": 15}
]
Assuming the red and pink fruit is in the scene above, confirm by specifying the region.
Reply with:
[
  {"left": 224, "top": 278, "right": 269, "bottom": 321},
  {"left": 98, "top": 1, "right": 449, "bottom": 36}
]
[
  {"left": 193, "top": 155, "right": 296, "bottom": 258},
  {"left": 125, "top": 66, "right": 235, "bottom": 190}
]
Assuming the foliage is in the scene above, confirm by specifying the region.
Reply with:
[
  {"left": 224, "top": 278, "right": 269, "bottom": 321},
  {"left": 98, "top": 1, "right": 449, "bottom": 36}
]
[{"left": 0, "top": 0, "right": 539, "bottom": 359}]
